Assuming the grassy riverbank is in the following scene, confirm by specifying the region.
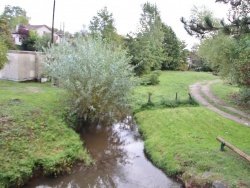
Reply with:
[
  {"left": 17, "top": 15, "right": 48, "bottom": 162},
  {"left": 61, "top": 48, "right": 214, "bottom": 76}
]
[
  {"left": 134, "top": 71, "right": 250, "bottom": 187},
  {"left": 0, "top": 80, "right": 91, "bottom": 187}
]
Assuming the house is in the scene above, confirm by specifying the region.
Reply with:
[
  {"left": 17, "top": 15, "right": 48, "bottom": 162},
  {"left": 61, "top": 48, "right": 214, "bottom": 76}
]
[{"left": 11, "top": 24, "right": 62, "bottom": 45}]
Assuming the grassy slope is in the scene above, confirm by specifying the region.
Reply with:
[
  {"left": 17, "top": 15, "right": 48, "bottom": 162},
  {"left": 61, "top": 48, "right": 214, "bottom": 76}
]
[
  {"left": 0, "top": 80, "right": 91, "bottom": 187},
  {"left": 134, "top": 71, "right": 250, "bottom": 187},
  {"left": 210, "top": 80, "right": 250, "bottom": 114}
]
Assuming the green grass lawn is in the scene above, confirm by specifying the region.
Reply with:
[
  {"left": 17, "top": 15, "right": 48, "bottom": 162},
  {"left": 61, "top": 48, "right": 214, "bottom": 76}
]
[
  {"left": 134, "top": 71, "right": 250, "bottom": 187},
  {"left": 0, "top": 80, "right": 91, "bottom": 187},
  {"left": 210, "top": 80, "right": 250, "bottom": 114},
  {"left": 132, "top": 71, "right": 215, "bottom": 112}
]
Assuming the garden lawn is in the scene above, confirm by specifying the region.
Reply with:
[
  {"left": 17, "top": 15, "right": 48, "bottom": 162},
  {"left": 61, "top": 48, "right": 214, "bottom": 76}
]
[
  {"left": 133, "top": 71, "right": 250, "bottom": 187},
  {"left": 0, "top": 80, "right": 91, "bottom": 188}
]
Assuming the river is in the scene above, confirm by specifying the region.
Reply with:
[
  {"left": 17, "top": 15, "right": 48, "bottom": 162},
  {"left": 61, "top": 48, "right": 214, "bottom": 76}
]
[{"left": 24, "top": 117, "right": 182, "bottom": 188}]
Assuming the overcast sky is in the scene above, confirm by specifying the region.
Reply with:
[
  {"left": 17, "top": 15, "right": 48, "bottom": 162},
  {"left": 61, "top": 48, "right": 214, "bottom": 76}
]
[{"left": 0, "top": 0, "right": 229, "bottom": 49}]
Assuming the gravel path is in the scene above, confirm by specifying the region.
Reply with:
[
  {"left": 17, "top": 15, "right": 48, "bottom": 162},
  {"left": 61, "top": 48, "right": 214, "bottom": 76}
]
[{"left": 190, "top": 80, "right": 250, "bottom": 127}]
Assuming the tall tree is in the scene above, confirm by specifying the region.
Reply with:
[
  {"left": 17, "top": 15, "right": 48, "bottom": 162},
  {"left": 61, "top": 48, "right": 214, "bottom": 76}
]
[
  {"left": 1, "top": 5, "right": 29, "bottom": 29},
  {"left": 89, "top": 7, "right": 121, "bottom": 44},
  {"left": 161, "top": 23, "right": 180, "bottom": 70},
  {"left": 128, "top": 2, "right": 165, "bottom": 76},
  {"left": 178, "top": 40, "right": 189, "bottom": 66},
  {"left": 0, "top": 17, "right": 15, "bottom": 49},
  {"left": 189, "top": 44, "right": 210, "bottom": 71}
]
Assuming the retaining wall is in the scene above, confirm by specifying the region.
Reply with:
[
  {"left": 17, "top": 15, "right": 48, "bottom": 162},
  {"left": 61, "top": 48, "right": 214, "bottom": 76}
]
[{"left": 0, "top": 50, "right": 46, "bottom": 81}]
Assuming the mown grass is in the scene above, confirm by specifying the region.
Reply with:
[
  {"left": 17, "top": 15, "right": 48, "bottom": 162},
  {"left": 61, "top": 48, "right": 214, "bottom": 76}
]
[
  {"left": 0, "top": 80, "right": 92, "bottom": 188},
  {"left": 135, "top": 108, "right": 250, "bottom": 187},
  {"left": 210, "top": 80, "right": 250, "bottom": 114},
  {"left": 132, "top": 71, "right": 215, "bottom": 112},
  {"left": 133, "top": 71, "right": 250, "bottom": 187}
]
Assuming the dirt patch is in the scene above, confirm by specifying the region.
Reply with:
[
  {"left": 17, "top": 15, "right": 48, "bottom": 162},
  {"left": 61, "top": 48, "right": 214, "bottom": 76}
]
[
  {"left": 190, "top": 80, "right": 250, "bottom": 127},
  {"left": 26, "top": 87, "right": 42, "bottom": 93},
  {"left": 0, "top": 116, "right": 12, "bottom": 126}
]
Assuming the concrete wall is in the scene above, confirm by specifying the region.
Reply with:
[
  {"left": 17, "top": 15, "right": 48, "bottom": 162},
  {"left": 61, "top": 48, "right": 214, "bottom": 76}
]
[{"left": 0, "top": 50, "right": 46, "bottom": 82}]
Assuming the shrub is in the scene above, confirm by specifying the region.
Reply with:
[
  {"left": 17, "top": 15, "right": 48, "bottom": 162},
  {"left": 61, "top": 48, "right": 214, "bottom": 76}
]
[
  {"left": 238, "top": 88, "right": 250, "bottom": 104},
  {"left": 45, "top": 37, "right": 137, "bottom": 124},
  {"left": 140, "top": 71, "right": 161, "bottom": 85}
]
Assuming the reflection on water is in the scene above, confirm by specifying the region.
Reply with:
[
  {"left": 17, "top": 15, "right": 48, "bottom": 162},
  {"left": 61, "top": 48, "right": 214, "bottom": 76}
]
[{"left": 24, "top": 117, "right": 181, "bottom": 188}]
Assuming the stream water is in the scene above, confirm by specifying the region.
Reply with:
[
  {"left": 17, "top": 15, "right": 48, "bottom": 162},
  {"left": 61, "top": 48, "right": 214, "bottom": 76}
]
[{"left": 24, "top": 117, "right": 182, "bottom": 188}]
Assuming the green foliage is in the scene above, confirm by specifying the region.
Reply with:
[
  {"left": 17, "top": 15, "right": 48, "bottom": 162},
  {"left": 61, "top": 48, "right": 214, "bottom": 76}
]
[
  {"left": 198, "top": 33, "right": 235, "bottom": 77},
  {"left": 0, "top": 80, "right": 92, "bottom": 188},
  {"left": 127, "top": 2, "right": 165, "bottom": 76},
  {"left": 34, "top": 33, "right": 51, "bottom": 52},
  {"left": 161, "top": 24, "right": 180, "bottom": 70},
  {"left": 126, "top": 3, "right": 183, "bottom": 74},
  {"left": 22, "top": 30, "right": 39, "bottom": 51},
  {"left": 45, "top": 37, "right": 137, "bottom": 123},
  {"left": 238, "top": 88, "right": 250, "bottom": 105},
  {"left": 0, "top": 17, "right": 15, "bottom": 49},
  {"left": 140, "top": 71, "right": 160, "bottom": 85},
  {"left": 89, "top": 7, "right": 122, "bottom": 45},
  {"left": 176, "top": 62, "right": 189, "bottom": 71},
  {"left": 178, "top": 41, "right": 189, "bottom": 66},
  {"left": 181, "top": 5, "right": 221, "bottom": 38},
  {"left": 1, "top": 5, "right": 29, "bottom": 29},
  {"left": 181, "top": 1, "right": 250, "bottom": 38},
  {"left": 198, "top": 33, "right": 250, "bottom": 95},
  {"left": 0, "top": 37, "right": 8, "bottom": 69},
  {"left": 231, "top": 35, "right": 250, "bottom": 87}
]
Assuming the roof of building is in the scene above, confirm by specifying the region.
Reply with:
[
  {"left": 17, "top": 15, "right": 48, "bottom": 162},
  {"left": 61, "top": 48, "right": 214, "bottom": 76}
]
[{"left": 25, "top": 25, "right": 51, "bottom": 31}]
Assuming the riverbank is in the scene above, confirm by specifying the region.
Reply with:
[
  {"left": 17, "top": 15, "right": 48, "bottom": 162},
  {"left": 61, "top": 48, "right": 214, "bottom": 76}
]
[
  {"left": 0, "top": 80, "right": 92, "bottom": 187},
  {"left": 133, "top": 71, "right": 250, "bottom": 187}
]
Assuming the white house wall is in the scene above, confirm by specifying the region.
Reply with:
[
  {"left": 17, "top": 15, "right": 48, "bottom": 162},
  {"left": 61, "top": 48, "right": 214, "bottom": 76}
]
[
  {"left": 12, "top": 34, "right": 22, "bottom": 45},
  {"left": 36, "top": 26, "right": 51, "bottom": 36}
]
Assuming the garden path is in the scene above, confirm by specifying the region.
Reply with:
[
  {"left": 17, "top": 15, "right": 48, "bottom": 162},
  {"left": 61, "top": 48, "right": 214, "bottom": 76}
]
[{"left": 190, "top": 80, "right": 250, "bottom": 127}]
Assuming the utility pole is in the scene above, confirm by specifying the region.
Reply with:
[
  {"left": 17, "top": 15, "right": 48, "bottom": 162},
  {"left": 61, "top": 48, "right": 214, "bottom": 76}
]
[{"left": 50, "top": 0, "right": 56, "bottom": 46}]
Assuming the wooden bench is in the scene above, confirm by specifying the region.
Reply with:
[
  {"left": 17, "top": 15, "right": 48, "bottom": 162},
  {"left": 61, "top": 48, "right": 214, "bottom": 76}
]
[{"left": 216, "top": 137, "right": 250, "bottom": 162}]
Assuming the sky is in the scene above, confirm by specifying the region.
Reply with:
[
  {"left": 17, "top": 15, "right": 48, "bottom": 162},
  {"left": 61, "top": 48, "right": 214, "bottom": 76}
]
[{"left": 0, "top": 0, "right": 229, "bottom": 49}]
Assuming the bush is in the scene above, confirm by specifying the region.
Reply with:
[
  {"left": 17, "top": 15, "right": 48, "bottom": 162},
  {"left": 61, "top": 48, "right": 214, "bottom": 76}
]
[
  {"left": 140, "top": 71, "right": 160, "bottom": 85},
  {"left": 176, "top": 63, "right": 188, "bottom": 71},
  {"left": 45, "top": 37, "right": 137, "bottom": 124},
  {"left": 239, "top": 88, "right": 250, "bottom": 104}
]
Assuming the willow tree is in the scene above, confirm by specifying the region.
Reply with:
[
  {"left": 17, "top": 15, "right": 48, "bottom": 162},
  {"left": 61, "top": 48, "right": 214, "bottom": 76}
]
[{"left": 45, "top": 37, "right": 137, "bottom": 124}]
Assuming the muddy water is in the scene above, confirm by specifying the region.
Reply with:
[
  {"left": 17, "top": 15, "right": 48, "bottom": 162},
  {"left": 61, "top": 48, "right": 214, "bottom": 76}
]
[{"left": 24, "top": 117, "right": 181, "bottom": 188}]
